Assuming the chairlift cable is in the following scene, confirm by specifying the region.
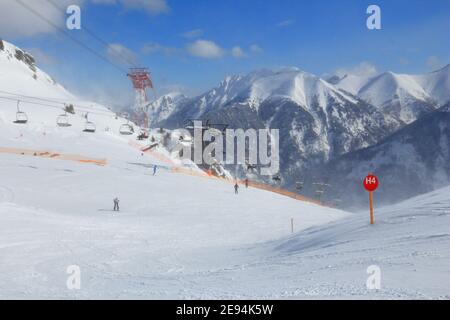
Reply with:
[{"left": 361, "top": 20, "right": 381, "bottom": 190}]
[
  {"left": 15, "top": 0, "right": 128, "bottom": 74},
  {"left": 45, "top": 0, "right": 139, "bottom": 68}
]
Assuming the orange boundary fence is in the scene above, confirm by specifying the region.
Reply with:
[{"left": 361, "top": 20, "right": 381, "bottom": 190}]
[
  {"left": 137, "top": 140, "right": 328, "bottom": 207},
  {"left": 171, "top": 167, "right": 326, "bottom": 207},
  {"left": 0, "top": 147, "right": 107, "bottom": 166}
]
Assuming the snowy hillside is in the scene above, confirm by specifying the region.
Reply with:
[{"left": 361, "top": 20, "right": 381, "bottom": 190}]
[
  {"left": 0, "top": 39, "right": 158, "bottom": 150},
  {"left": 0, "top": 39, "right": 73, "bottom": 100},
  {"left": 268, "top": 186, "right": 450, "bottom": 298}
]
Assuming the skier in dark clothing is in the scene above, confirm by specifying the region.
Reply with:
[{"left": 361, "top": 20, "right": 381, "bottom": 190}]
[
  {"left": 245, "top": 178, "right": 249, "bottom": 188},
  {"left": 234, "top": 183, "right": 239, "bottom": 194},
  {"left": 113, "top": 197, "right": 120, "bottom": 211},
  {"left": 153, "top": 165, "right": 158, "bottom": 176}
]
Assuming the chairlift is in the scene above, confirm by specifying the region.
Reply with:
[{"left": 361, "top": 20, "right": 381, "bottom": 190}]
[
  {"left": 83, "top": 121, "right": 96, "bottom": 133},
  {"left": 82, "top": 113, "right": 96, "bottom": 133},
  {"left": 119, "top": 123, "right": 134, "bottom": 135},
  {"left": 13, "top": 101, "right": 28, "bottom": 124},
  {"left": 57, "top": 112, "right": 71, "bottom": 127}
]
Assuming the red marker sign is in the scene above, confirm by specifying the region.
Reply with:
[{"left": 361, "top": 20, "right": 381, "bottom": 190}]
[
  {"left": 363, "top": 174, "right": 379, "bottom": 192},
  {"left": 363, "top": 173, "right": 379, "bottom": 225}
]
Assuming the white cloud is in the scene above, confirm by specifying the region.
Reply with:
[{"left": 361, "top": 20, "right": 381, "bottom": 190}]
[
  {"left": 335, "top": 62, "right": 379, "bottom": 78},
  {"left": 106, "top": 43, "right": 138, "bottom": 65},
  {"left": 249, "top": 44, "right": 263, "bottom": 54},
  {"left": 181, "top": 29, "right": 204, "bottom": 39},
  {"left": 277, "top": 19, "right": 294, "bottom": 28},
  {"left": 0, "top": 0, "right": 169, "bottom": 39},
  {"left": 0, "top": 0, "right": 83, "bottom": 39},
  {"left": 92, "top": 0, "right": 169, "bottom": 15},
  {"left": 142, "top": 42, "right": 179, "bottom": 56},
  {"left": 231, "top": 46, "right": 246, "bottom": 59},
  {"left": 187, "top": 40, "right": 224, "bottom": 59}
]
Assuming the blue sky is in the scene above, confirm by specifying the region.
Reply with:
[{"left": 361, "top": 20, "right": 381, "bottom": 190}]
[{"left": 2, "top": 0, "right": 450, "bottom": 106}]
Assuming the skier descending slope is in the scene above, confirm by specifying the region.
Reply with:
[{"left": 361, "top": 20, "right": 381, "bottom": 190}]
[
  {"left": 153, "top": 165, "right": 158, "bottom": 176},
  {"left": 234, "top": 183, "right": 239, "bottom": 195},
  {"left": 113, "top": 197, "right": 120, "bottom": 211}
]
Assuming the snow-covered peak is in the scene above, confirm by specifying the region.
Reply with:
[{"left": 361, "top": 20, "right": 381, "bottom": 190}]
[
  {"left": 194, "top": 68, "right": 359, "bottom": 116},
  {"left": 246, "top": 69, "right": 358, "bottom": 108},
  {"left": 330, "top": 67, "right": 446, "bottom": 123},
  {"left": 332, "top": 64, "right": 450, "bottom": 108},
  {"left": 415, "top": 64, "right": 450, "bottom": 105},
  {"left": 358, "top": 71, "right": 431, "bottom": 107},
  {"left": 331, "top": 73, "right": 375, "bottom": 96},
  {"left": 0, "top": 39, "right": 74, "bottom": 100}
]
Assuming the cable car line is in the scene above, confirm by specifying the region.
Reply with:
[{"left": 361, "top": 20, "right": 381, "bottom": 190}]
[
  {"left": 0, "top": 94, "right": 116, "bottom": 118},
  {"left": 15, "top": 0, "right": 129, "bottom": 74},
  {"left": 44, "top": 0, "right": 140, "bottom": 68}
]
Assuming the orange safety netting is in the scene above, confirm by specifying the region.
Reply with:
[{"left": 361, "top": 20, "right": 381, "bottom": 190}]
[
  {"left": 129, "top": 139, "right": 327, "bottom": 207},
  {"left": 0, "top": 147, "right": 107, "bottom": 166}
]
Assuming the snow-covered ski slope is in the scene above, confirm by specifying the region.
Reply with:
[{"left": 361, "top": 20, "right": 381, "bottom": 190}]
[
  {"left": 0, "top": 122, "right": 346, "bottom": 298},
  {"left": 1, "top": 135, "right": 448, "bottom": 299},
  {"left": 0, "top": 86, "right": 348, "bottom": 298}
]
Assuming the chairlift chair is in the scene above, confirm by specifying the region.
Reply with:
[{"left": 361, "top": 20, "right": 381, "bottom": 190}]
[
  {"left": 57, "top": 112, "right": 71, "bottom": 127},
  {"left": 83, "top": 121, "right": 96, "bottom": 133},
  {"left": 14, "top": 111, "right": 28, "bottom": 124},
  {"left": 119, "top": 123, "right": 134, "bottom": 135},
  {"left": 82, "top": 113, "right": 96, "bottom": 133},
  {"left": 13, "top": 101, "right": 28, "bottom": 124}
]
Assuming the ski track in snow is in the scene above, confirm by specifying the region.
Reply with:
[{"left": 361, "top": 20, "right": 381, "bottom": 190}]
[{"left": 1, "top": 141, "right": 449, "bottom": 299}]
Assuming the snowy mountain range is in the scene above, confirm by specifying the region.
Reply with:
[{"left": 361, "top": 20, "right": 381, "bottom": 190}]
[
  {"left": 332, "top": 65, "right": 450, "bottom": 124},
  {"left": 149, "top": 69, "right": 400, "bottom": 163},
  {"left": 147, "top": 65, "right": 450, "bottom": 207}
]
